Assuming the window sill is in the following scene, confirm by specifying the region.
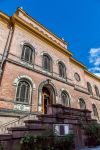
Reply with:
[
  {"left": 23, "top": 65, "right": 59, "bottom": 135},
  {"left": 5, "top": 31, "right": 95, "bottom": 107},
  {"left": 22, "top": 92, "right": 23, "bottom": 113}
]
[
  {"left": 14, "top": 100, "right": 30, "bottom": 106},
  {"left": 90, "top": 95, "right": 100, "bottom": 101},
  {"left": 21, "top": 61, "right": 33, "bottom": 68},
  {"left": 58, "top": 76, "right": 66, "bottom": 81},
  {"left": 42, "top": 70, "right": 52, "bottom": 75}
]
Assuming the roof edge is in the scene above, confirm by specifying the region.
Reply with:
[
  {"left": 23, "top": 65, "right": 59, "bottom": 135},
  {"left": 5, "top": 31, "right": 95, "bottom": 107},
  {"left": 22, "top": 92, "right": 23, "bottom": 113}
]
[{"left": 16, "top": 7, "right": 67, "bottom": 45}]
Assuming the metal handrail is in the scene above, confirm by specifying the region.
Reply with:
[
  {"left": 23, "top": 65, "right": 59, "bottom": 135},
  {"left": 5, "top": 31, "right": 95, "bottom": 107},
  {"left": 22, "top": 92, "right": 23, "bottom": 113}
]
[{"left": 0, "top": 113, "right": 31, "bottom": 128}]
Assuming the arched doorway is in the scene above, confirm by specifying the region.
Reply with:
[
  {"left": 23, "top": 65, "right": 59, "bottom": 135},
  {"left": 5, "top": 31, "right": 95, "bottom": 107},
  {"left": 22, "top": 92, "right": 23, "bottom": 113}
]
[
  {"left": 42, "top": 86, "right": 52, "bottom": 114},
  {"left": 38, "top": 80, "right": 57, "bottom": 114}
]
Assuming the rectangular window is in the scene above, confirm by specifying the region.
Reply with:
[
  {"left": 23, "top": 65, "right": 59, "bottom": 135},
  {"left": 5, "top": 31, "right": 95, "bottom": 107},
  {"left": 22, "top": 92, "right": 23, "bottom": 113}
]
[{"left": 53, "top": 124, "right": 69, "bottom": 136}]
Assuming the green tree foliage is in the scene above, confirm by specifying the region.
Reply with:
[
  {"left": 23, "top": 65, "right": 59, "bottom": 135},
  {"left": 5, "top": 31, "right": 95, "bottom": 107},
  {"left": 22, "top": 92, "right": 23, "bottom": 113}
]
[
  {"left": 85, "top": 123, "right": 100, "bottom": 147},
  {"left": 20, "top": 129, "right": 74, "bottom": 150}
]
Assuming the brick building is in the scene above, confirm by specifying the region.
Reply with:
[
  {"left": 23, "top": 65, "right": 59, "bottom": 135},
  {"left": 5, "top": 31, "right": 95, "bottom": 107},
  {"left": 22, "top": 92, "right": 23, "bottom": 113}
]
[{"left": 0, "top": 7, "right": 100, "bottom": 127}]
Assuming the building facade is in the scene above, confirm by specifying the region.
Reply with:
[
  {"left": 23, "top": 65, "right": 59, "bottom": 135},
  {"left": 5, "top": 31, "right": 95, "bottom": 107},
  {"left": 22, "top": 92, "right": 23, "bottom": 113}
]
[{"left": 0, "top": 8, "right": 100, "bottom": 126}]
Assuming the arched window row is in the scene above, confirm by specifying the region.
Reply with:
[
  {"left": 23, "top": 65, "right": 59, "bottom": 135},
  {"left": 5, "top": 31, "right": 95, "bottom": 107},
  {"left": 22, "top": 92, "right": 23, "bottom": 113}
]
[
  {"left": 15, "top": 78, "right": 99, "bottom": 118},
  {"left": 21, "top": 43, "right": 99, "bottom": 96},
  {"left": 87, "top": 82, "right": 100, "bottom": 97},
  {"left": 21, "top": 44, "right": 67, "bottom": 78}
]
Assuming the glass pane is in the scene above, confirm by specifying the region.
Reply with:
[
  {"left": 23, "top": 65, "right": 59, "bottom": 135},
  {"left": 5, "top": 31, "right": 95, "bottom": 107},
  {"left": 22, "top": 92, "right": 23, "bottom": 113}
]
[
  {"left": 79, "top": 99, "right": 86, "bottom": 109},
  {"left": 43, "top": 55, "right": 51, "bottom": 72},
  {"left": 20, "top": 84, "right": 26, "bottom": 102},
  {"left": 59, "top": 63, "right": 66, "bottom": 78},
  {"left": 60, "top": 125, "right": 64, "bottom": 135},
  {"left": 25, "top": 84, "right": 30, "bottom": 102},
  {"left": 61, "top": 92, "right": 69, "bottom": 106},
  {"left": 22, "top": 46, "right": 32, "bottom": 63},
  {"left": 93, "top": 105, "right": 98, "bottom": 116},
  {"left": 87, "top": 82, "right": 92, "bottom": 94}
]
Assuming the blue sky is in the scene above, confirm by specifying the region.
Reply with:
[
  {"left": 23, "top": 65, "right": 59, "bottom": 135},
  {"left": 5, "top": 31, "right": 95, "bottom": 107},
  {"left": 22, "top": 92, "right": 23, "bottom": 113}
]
[{"left": 0, "top": 0, "right": 100, "bottom": 77}]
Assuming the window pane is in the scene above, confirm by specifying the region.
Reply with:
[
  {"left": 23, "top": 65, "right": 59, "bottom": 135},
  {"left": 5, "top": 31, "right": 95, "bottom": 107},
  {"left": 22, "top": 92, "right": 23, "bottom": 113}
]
[
  {"left": 92, "top": 104, "right": 98, "bottom": 116},
  {"left": 22, "top": 45, "right": 33, "bottom": 63},
  {"left": 87, "top": 82, "right": 92, "bottom": 94},
  {"left": 59, "top": 62, "right": 66, "bottom": 78},
  {"left": 60, "top": 125, "right": 65, "bottom": 135},
  {"left": 16, "top": 81, "right": 30, "bottom": 103},
  {"left": 95, "top": 86, "right": 100, "bottom": 97},
  {"left": 61, "top": 91, "right": 69, "bottom": 106},
  {"left": 43, "top": 55, "right": 51, "bottom": 72},
  {"left": 79, "top": 99, "right": 86, "bottom": 110},
  {"left": 25, "top": 84, "right": 30, "bottom": 102},
  {"left": 20, "top": 83, "right": 26, "bottom": 102}
]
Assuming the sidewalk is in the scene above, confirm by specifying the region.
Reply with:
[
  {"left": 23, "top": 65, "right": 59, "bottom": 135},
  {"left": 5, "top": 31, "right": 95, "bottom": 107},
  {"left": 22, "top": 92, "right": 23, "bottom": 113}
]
[{"left": 80, "top": 146, "right": 100, "bottom": 150}]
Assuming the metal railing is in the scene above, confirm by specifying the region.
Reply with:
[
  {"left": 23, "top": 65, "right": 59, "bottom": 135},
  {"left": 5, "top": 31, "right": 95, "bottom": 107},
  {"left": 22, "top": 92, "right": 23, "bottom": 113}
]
[{"left": 0, "top": 114, "right": 37, "bottom": 134}]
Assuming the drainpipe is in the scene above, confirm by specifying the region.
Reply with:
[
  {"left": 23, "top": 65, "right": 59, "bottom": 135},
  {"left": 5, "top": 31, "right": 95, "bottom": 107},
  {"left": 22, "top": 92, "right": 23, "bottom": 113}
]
[{"left": 0, "top": 17, "right": 14, "bottom": 78}]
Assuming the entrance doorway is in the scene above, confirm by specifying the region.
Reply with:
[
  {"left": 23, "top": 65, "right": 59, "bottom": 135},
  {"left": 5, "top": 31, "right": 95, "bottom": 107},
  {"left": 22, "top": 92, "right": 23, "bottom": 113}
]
[
  {"left": 42, "top": 84, "right": 55, "bottom": 114},
  {"left": 38, "top": 80, "right": 57, "bottom": 113}
]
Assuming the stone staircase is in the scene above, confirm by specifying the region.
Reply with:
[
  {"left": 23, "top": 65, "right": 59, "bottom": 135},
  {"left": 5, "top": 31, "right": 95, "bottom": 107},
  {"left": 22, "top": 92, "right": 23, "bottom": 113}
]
[{"left": 0, "top": 113, "right": 38, "bottom": 133}]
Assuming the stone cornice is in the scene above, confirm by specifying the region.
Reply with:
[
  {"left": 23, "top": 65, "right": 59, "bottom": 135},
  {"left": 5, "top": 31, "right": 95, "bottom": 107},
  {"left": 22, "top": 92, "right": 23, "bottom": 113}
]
[
  {"left": 0, "top": 11, "right": 10, "bottom": 24},
  {"left": 85, "top": 70, "right": 100, "bottom": 82},
  {"left": 16, "top": 8, "right": 67, "bottom": 47},
  {"left": 70, "top": 57, "right": 87, "bottom": 69},
  {"left": 11, "top": 14, "right": 72, "bottom": 57}
]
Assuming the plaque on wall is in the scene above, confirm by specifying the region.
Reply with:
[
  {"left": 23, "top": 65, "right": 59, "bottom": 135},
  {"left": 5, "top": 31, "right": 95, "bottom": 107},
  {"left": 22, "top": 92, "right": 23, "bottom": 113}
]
[{"left": 14, "top": 104, "right": 30, "bottom": 112}]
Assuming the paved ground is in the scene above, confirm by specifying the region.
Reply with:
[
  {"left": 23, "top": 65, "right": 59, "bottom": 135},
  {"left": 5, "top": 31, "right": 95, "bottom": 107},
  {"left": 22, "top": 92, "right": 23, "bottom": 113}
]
[{"left": 80, "top": 146, "right": 100, "bottom": 150}]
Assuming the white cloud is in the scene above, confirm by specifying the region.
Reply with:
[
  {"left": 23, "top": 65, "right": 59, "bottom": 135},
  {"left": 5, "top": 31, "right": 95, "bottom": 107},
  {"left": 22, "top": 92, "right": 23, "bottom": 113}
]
[
  {"left": 88, "top": 48, "right": 100, "bottom": 77},
  {"left": 94, "top": 73, "right": 100, "bottom": 77}
]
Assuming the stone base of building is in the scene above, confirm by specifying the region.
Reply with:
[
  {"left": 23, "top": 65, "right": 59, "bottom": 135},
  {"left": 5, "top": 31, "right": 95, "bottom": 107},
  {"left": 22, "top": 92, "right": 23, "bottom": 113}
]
[{"left": 0, "top": 104, "right": 97, "bottom": 150}]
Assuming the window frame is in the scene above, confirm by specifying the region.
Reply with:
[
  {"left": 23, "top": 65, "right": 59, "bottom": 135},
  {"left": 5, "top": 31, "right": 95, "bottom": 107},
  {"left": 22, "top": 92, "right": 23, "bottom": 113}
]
[
  {"left": 42, "top": 53, "right": 52, "bottom": 73},
  {"left": 21, "top": 43, "right": 35, "bottom": 64},
  {"left": 74, "top": 72, "right": 81, "bottom": 82},
  {"left": 53, "top": 124, "right": 69, "bottom": 136},
  {"left": 15, "top": 79, "right": 32, "bottom": 104},
  {"left": 79, "top": 98, "right": 86, "bottom": 110},
  {"left": 92, "top": 104, "right": 98, "bottom": 117},
  {"left": 61, "top": 90, "right": 70, "bottom": 107},
  {"left": 58, "top": 61, "right": 66, "bottom": 79},
  {"left": 87, "top": 82, "right": 93, "bottom": 95},
  {"left": 94, "top": 85, "right": 100, "bottom": 97}
]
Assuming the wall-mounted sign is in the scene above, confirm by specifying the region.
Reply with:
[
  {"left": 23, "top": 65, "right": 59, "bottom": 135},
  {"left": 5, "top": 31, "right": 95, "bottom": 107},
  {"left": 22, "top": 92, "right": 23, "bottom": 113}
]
[{"left": 14, "top": 104, "right": 30, "bottom": 112}]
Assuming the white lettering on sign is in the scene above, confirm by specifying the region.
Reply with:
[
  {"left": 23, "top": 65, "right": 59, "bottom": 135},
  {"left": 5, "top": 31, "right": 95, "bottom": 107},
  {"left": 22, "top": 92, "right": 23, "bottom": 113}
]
[{"left": 14, "top": 104, "right": 30, "bottom": 112}]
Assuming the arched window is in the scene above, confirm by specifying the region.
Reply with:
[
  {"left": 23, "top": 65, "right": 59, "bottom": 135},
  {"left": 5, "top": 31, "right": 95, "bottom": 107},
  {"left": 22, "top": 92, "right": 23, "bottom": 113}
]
[
  {"left": 92, "top": 104, "right": 98, "bottom": 117},
  {"left": 61, "top": 91, "right": 70, "bottom": 106},
  {"left": 94, "top": 85, "right": 100, "bottom": 97},
  {"left": 58, "top": 61, "right": 66, "bottom": 78},
  {"left": 87, "top": 82, "right": 93, "bottom": 94},
  {"left": 79, "top": 98, "right": 86, "bottom": 110},
  {"left": 21, "top": 44, "right": 34, "bottom": 64},
  {"left": 16, "top": 79, "right": 31, "bottom": 103},
  {"left": 43, "top": 54, "right": 52, "bottom": 72}
]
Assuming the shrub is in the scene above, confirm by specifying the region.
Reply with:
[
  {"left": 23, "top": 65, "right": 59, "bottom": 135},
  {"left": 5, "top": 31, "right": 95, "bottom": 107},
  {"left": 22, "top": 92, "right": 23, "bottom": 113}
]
[
  {"left": 85, "top": 122, "right": 100, "bottom": 147},
  {"left": 20, "top": 132, "right": 74, "bottom": 150}
]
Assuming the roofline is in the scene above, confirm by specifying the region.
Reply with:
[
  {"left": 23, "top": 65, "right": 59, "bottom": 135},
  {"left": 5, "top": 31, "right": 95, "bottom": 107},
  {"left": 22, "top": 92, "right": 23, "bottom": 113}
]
[
  {"left": 0, "top": 11, "right": 10, "bottom": 23},
  {"left": 85, "top": 70, "right": 100, "bottom": 81},
  {"left": 70, "top": 57, "right": 87, "bottom": 69},
  {"left": 12, "top": 13, "right": 72, "bottom": 57},
  {"left": 16, "top": 7, "right": 67, "bottom": 45}
]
